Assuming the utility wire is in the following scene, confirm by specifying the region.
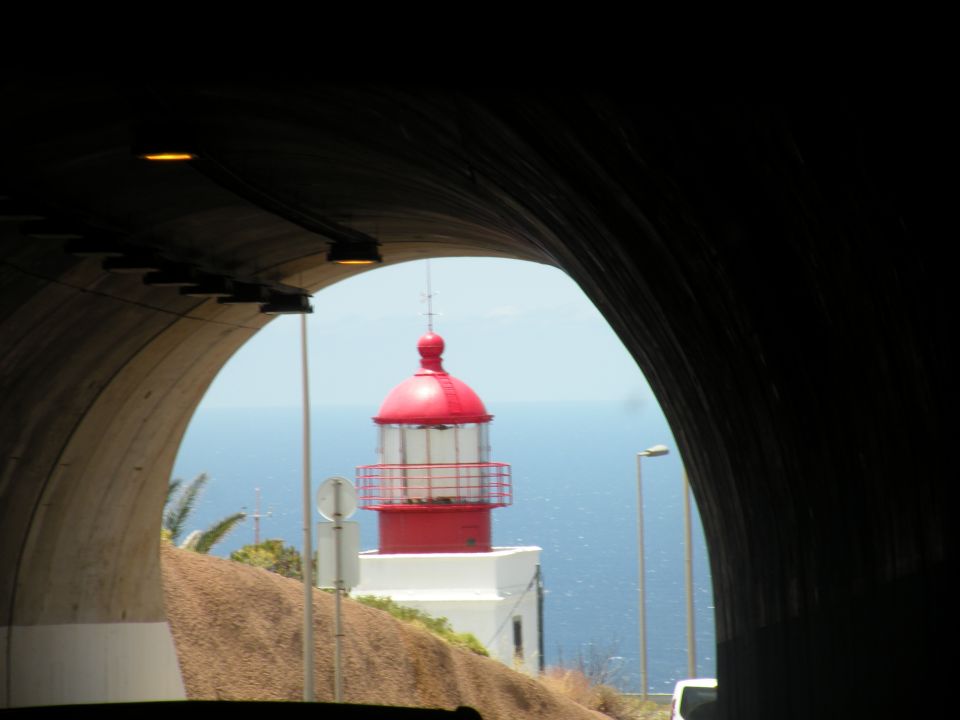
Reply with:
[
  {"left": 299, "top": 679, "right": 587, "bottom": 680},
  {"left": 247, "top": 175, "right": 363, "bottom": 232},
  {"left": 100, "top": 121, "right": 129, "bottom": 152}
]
[{"left": 485, "top": 570, "right": 539, "bottom": 649}]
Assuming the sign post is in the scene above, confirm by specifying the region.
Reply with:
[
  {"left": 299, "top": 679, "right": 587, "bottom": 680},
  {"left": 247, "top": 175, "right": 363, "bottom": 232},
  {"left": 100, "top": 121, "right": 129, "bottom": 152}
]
[{"left": 317, "top": 475, "right": 358, "bottom": 703}]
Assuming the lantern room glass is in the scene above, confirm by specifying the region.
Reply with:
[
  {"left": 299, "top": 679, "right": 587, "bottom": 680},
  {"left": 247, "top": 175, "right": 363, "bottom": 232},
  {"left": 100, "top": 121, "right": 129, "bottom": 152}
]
[{"left": 376, "top": 423, "right": 493, "bottom": 503}]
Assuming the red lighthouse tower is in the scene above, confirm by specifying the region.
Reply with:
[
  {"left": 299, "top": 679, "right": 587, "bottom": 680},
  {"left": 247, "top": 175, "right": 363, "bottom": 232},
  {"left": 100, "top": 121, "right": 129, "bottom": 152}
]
[
  {"left": 356, "top": 331, "right": 512, "bottom": 553},
  {"left": 352, "top": 321, "right": 542, "bottom": 673}
]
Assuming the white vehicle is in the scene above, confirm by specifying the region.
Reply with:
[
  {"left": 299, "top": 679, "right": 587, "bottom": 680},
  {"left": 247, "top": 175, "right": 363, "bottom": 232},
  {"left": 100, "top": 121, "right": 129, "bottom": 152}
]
[{"left": 670, "top": 677, "right": 718, "bottom": 720}]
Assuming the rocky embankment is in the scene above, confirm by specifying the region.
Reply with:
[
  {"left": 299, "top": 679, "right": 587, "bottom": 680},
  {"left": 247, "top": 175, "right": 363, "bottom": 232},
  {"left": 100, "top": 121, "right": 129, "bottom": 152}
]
[{"left": 161, "top": 545, "right": 605, "bottom": 720}]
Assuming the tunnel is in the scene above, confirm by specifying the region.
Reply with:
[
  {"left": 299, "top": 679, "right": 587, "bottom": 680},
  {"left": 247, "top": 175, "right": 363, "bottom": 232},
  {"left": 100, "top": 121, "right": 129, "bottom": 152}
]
[{"left": 0, "top": 80, "right": 947, "bottom": 718}]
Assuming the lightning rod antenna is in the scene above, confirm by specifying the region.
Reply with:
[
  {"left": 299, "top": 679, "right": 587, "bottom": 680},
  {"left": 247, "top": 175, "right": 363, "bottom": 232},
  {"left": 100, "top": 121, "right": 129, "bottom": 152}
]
[{"left": 421, "top": 260, "right": 440, "bottom": 331}]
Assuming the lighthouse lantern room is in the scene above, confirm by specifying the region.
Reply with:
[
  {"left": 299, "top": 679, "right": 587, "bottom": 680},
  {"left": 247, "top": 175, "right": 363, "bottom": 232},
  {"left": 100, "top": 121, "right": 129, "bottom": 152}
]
[
  {"left": 357, "top": 331, "right": 512, "bottom": 554},
  {"left": 353, "top": 329, "right": 543, "bottom": 674}
]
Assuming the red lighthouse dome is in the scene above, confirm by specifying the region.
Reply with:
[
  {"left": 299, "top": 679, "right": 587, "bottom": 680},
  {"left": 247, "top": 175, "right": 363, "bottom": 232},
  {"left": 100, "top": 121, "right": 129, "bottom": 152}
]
[
  {"left": 374, "top": 332, "right": 492, "bottom": 426},
  {"left": 357, "top": 331, "right": 512, "bottom": 554}
]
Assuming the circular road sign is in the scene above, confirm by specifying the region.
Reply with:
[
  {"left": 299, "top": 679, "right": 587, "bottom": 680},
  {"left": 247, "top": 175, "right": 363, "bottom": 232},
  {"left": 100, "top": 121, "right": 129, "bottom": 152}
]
[{"left": 316, "top": 475, "right": 358, "bottom": 521}]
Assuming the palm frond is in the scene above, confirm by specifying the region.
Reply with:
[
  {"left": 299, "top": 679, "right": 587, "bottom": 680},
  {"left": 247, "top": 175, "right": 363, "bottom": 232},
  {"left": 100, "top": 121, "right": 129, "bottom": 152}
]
[
  {"left": 166, "top": 478, "right": 182, "bottom": 506},
  {"left": 194, "top": 512, "right": 246, "bottom": 554},
  {"left": 163, "top": 472, "right": 209, "bottom": 543}
]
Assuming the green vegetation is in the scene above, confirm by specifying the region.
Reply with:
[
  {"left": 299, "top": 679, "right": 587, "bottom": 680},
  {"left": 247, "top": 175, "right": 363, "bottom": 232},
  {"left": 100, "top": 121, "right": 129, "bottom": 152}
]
[
  {"left": 163, "top": 473, "right": 246, "bottom": 554},
  {"left": 230, "top": 539, "right": 309, "bottom": 580},
  {"left": 228, "top": 541, "right": 488, "bottom": 657},
  {"left": 351, "top": 594, "right": 489, "bottom": 657}
]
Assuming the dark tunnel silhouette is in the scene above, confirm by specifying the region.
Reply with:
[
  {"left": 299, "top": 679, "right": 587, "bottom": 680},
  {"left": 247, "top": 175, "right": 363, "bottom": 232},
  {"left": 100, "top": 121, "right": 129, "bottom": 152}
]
[{"left": 0, "top": 84, "right": 948, "bottom": 718}]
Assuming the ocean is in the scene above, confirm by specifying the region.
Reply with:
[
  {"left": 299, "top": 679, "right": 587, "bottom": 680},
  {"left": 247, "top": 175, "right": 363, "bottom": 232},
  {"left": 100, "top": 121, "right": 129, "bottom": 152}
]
[{"left": 171, "top": 400, "right": 716, "bottom": 693}]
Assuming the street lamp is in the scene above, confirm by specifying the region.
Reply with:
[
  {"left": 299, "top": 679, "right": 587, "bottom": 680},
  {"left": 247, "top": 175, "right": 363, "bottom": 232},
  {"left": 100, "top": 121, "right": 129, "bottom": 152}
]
[
  {"left": 300, "top": 313, "right": 314, "bottom": 702},
  {"left": 636, "top": 444, "right": 669, "bottom": 701},
  {"left": 682, "top": 468, "right": 696, "bottom": 679}
]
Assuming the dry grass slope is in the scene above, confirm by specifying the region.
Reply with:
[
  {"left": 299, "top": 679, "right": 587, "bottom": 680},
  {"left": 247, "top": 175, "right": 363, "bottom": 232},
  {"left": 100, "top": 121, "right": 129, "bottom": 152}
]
[{"left": 161, "top": 544, "right": 606, "bottom": 720}]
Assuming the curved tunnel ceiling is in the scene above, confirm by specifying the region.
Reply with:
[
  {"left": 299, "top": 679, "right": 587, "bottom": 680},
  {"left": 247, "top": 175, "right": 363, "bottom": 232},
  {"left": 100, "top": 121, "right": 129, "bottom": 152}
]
[{"left": 0, "top": 80, "right": 948, "bottom": 717}]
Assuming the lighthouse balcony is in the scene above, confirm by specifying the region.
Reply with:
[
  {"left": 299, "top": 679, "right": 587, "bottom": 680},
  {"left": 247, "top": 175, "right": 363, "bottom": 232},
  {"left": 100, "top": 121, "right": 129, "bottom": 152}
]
[{"left": 356, "top": 462, "right": 512, "bottom": 509}]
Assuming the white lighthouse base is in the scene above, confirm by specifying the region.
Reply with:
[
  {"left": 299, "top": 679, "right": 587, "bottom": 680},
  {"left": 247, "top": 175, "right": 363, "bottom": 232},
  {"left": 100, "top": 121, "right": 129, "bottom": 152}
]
[{"left": 351, "top": 546, "right": 542, "bottom": 676}]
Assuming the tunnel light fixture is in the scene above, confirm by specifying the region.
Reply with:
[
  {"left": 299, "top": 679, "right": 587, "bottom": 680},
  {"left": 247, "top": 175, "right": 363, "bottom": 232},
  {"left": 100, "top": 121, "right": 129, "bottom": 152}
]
[
  {"left": 64, "top": 237, "right": 126, "bottom": 257},
  {"left": 132, "top": 122, "right": 200, "bottom": 162},
  {"left": 143, "top": 264, "right": 200, "bottom": 287},
  {"left": 29, "top": 222, "right": 127, "bottom": 258},
  {"left": 102, "top": 255, "right": 163, "bottom": 273},
  {"left": 179, "top": 274, "right": 235, "bottom": 297},
  {"left": 139, "top": 152, "right": 197, "bottom": 162},
  {"left": 217, "top": 282, "right": 270, "bottom": 305},
  {"left": 326, "top": 240, "right": 382, "bottom": 265},
  {"left": 261, "top": 291, "right": 313, "bottom": 314},
  {"left": 20, "top": 220, "right": 87, "bottom": 240},
  {"left": 1, "top": 196, "right": 45, "bottom": 223}
]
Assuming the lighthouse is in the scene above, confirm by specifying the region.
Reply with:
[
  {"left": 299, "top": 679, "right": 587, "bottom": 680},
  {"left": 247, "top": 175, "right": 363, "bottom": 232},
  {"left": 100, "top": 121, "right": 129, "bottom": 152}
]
[{"left": 352, "top": 330, "right": 543, "bottom": 674}]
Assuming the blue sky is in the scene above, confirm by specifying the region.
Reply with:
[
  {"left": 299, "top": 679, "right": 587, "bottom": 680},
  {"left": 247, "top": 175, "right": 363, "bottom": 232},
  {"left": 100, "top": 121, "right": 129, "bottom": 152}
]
[{"left": 197, "top": 257, "right": 657, "bottom": 410}]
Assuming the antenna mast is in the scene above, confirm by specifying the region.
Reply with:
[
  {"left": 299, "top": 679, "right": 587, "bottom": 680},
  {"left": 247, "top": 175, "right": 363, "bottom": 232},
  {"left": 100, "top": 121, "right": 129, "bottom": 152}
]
[
  {"left": 250, "top": 487, "right": 272, "bottom": 545},
  {"left": 421, "top": 260, "right": 440, "bottom": 331}
]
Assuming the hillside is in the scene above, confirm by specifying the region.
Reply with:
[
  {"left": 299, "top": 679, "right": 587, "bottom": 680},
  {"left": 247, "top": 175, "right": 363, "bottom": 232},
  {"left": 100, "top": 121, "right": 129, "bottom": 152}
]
[{"left": 161, "top": 545, "right": 606, "bottom": 720}]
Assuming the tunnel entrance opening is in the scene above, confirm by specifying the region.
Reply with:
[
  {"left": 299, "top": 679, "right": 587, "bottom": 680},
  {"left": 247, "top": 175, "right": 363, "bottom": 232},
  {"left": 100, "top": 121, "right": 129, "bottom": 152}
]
[
  {"left": 169, "top": 256, "right": 717, "bottom": 698},
  {"left": 1, "top": 86, "right": 944, "bottom": 716}
]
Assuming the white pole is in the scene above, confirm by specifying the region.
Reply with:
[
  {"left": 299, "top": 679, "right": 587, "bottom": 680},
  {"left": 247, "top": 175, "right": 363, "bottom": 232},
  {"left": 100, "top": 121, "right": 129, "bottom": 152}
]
[
  {"left": 683, "top": 468, "right": 696, "bottom": 678},
  {"left": 333, "top": 477, "right": 344, "bottom": 703},
  {"left": 635, "top": 453, "right": 648, "bottom": 701},
  {"left": 300, "top": 313, "right": 314, "bottom": 702},
  {"left": 635, "top": 444, "right": 668, "bottom": 698}
]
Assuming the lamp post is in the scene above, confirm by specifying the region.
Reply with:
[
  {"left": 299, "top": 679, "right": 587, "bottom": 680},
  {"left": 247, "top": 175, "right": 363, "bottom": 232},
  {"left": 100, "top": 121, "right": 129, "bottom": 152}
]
[
  {"left": 682, "top": 468, "right": 696, "bottom": 679},
  {"left": 300, "top": 313, "right": 314, "bottom": 702},
  {"left": 636, "top": 444, "right": 669, "bottom": 700}
]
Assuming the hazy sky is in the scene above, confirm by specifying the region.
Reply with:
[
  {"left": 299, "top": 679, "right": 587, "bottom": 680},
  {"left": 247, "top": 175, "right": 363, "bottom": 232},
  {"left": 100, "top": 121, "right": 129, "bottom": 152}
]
[{"left": 197, "top": 257, "right": 657, "bottom": 411}]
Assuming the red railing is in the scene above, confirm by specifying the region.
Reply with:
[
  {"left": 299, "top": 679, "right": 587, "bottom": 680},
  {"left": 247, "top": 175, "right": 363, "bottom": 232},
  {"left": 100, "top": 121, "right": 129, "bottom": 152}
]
[{"left": 355, "top": 462, "right": 512, "bottom": 508}]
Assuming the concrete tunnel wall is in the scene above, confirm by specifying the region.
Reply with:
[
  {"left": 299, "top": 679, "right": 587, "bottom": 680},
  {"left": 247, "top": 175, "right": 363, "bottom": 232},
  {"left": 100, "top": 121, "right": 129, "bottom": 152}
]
[{"left": 0, "top": 86, "right": 948, "bottom": 717}]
